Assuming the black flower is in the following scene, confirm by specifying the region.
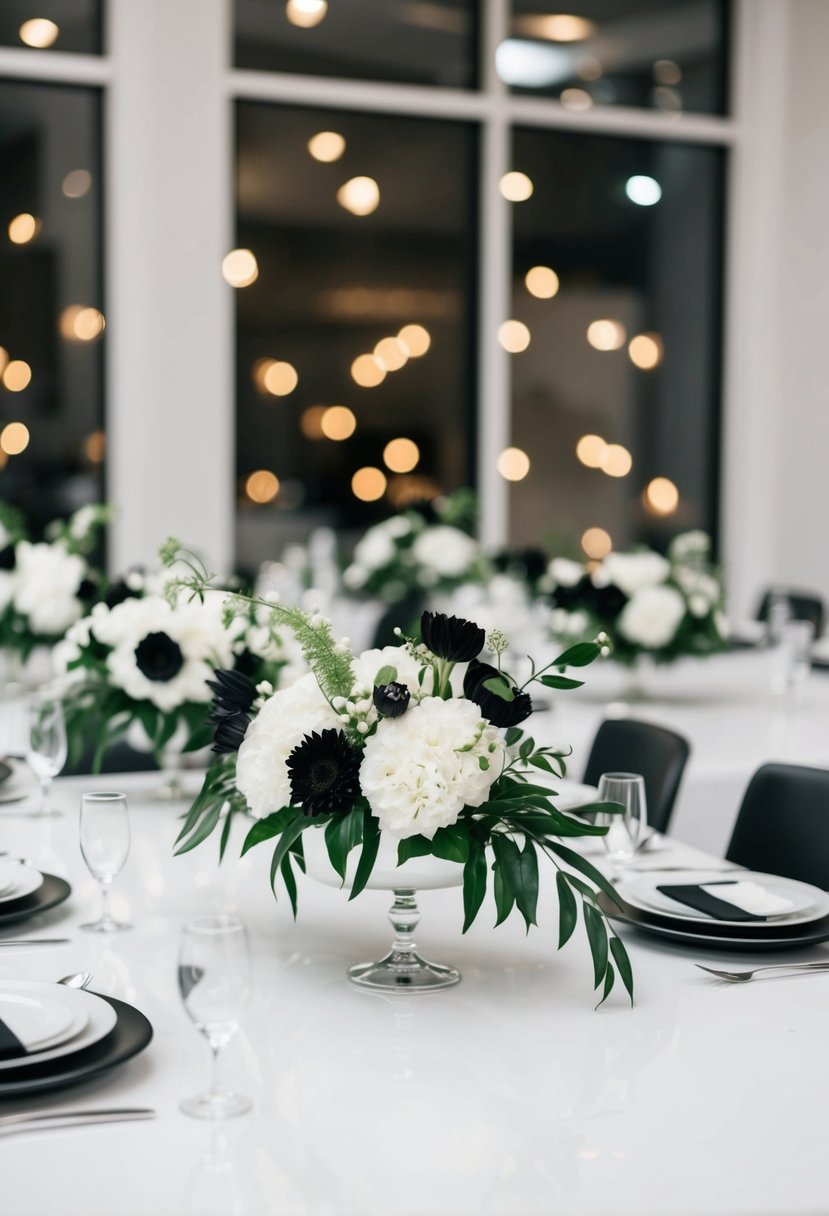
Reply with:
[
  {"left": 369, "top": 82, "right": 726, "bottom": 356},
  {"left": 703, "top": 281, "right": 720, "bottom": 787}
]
[
  {"left": 134, "top": 631, "right": 184, "bottom": 682},
  {"left": 105, "top": 579, "right": 141, "bottom": 609},
  {"left": 287, "top": 729, "right": 362, "bottom": 817},
  {"left": 212, "top": 716, "right": 250, "bottom": 754},
  {"left": 77, "top": 577, "right": 97, "bottom": 603},
  {"left": 420, "top": 611, "right": 485, "bottom": 663},
  {"left": 593, "top": 582, "right": 628, "bottom": 621},
  {"left": 463, "top": 659, "right": 533, "bottom": 728},
  {"left": 207, "top": 670, "right": 258, "bottom": 755},
  {"left": 0, "top": 545, "right": 16, "bottom": 571},
  {"left": 373, "top": 681, "right": 410, "bottom": 718}
]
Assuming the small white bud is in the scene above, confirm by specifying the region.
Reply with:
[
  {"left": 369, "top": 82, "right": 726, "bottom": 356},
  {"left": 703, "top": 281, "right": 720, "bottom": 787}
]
[
  {"left": 332, "top": 696, "right": 346, "bottom": 710},
  {"left": 356, "top": 721, "right": 369, "bottom": 734}
]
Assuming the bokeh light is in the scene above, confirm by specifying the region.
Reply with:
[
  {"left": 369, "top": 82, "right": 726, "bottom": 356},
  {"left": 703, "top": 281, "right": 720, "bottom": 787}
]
[
  {"left": 499, "top": 172, "right": 534, "bottom": 202},
  {"left": 560, "top": 88, "right": 593, "bottom": 111},
  {"left": 643, "top": 476, "right": 679, "bottom": 515},
  {"left": 586, "top": 319, "right": 626, "bottom": 351},
  {"left": 600, "top": 443, "right": 632, "bottom": 478},
  {"left": 383, "top": 437, "right": 420, "bottom": 474},
  {"left": 625, "top": 175, "right": 662, "bottom": 206},
  {"left": 0, "top": 348, "right": 8, "bottom": 375},
  {"left": 2, "top": 361, "right": 32, "bottom": 392},
  {"left": 337, "top": 177, "right": 380, "bottom": 216},
  {"left": 62, "top": 169, "right": 92, "bottom": 199},
  {"left": 286, "top": 0, "right": 327, "bottom": 27},
  {"left": 84, "top": 430, "right": 106, "bottom": 464},
  {"left": 19, "top": 18, "right": 59, "bottom": 47},
  {"left": 245, "top": 469, "right": 280, "bottom": 504},
  {"left": 300, "top": 405, "right": 327, "bottom": 439},
  {"left": 321, "top": 405, "right": 356, "bottom": 441},
  {"left": 576, "top": 434, "right": 607, "bottom": 468},
  {"left": 628, "top": 332, "right": 664, "bottom": 370},
  {"left": 498, "top": 320, "right": 531, "bottom": 353},
  {"left": 497, "top": 447, "right": 531, "bottom": 481},
  {"left": 351, "top": 354, "right": 386, "bottom": 387},
  {"left": 517, "top": 13, "right": 595, "bottom": 41},
  {"left": 8, "top": 214, "right": 40, "bottom": 245},
  {"left": 1, "top": 422, "right": 30, "bottom": 455},
  {"left": 581, "top": 526, "right": 612, "bottom": 559},
  {"left": 351, "top": 466, "right": 387, "bottom": 502},
  {"left": 397, "top": 324, "right": 431, "bottom": 357},
  {"left": 374, "top": 337, "right": 409, "bottom": 372},
  {"left": 307, "top": 131, "right": 345, "bottom": 162},
  {"left": 263, "top": 361, "right": 298, "bottom": 396},
  {"left": 525, "top": 266, "right": 559, "bottom": 299},
  {"left": 221, "top": 248, "right": 259, "bottom": 287}
]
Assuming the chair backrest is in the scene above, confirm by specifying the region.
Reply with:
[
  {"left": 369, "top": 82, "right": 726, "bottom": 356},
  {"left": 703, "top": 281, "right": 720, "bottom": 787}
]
[
  {"left": 582, "top": 718, "right": 690, "bottom": 834},
  {"left": 756, "top": 588, "right": 825, "bottom": 637},
  {"left": 726, "top": 763, "right": 829, "bottom": 888}
]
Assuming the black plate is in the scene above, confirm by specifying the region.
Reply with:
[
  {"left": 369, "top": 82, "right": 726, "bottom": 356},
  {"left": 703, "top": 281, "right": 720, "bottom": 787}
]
[
  {"left": 0, "top": 874, "right": 71, "bottom": 928},
  {"left": 0, "top": 995, "right": 153, "bottom": 1097},
  {"left": 598, "top": 892, "right": 829, "bottom": 951}
]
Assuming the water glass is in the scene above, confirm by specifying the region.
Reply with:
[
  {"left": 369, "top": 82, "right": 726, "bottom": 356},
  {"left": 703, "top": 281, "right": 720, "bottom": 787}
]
[
  {"left": 770, "top": 619, "right": 814, "bottom": 698},
  {"left": 79, "top": 792, "right": 131, "bottom": 931},
  {"left": 26, "top": 695, "right": 67, "bottom": 815},
  {"left": 178, "top": 916, "right": 251, "bottom": 1120},
  {"left": 596, "top": 773, "right": 648, "bottom": 870}
]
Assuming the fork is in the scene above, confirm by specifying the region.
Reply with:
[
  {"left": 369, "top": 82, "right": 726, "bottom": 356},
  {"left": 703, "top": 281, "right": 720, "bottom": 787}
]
[
  {"left": 0, "top": 1109, "right": 155, "bottom": 1134},
  {"left": 696, "top": 962, "right": 829, "bottom": 983}
]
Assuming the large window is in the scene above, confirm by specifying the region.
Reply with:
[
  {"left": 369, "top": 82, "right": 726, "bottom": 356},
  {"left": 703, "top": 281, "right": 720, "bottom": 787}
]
[{"left": 0, "top": 78, "right": 104, "bottom": 534}]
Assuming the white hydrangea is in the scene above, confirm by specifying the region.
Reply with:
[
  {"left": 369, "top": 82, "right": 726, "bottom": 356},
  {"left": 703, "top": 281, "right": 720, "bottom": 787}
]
[
  {"left": 618, "top": 585, "right": 686, "bottom": 649},
  {"left": 68, "top": 504, "right": 99, "bottom": 541},
  {"left": 92, "top": 593, "right": 235, "bottom": 712},
  {"left": 352, "top": 645, "right": 425, "bottom": 694},
  {"left": 13, "top": 540, "right": 86, "bottom": 636},
  {"left": 352, "top": 518, "right": 409, "bottom": 572},
  {"left": 600, "top": 552, "right": 670, "bottom": 598},
  {"left": 236, "top": 673, "right": 340, "bottom": 818},
  {"left": 360, "top": 696, "right": 505, "bottom": 839},
  {"left": 548, "top": 557, "right": 583, "bottom": 588},
  {"left": 411, "top": 526, "right": 479, "bottom": 579}
]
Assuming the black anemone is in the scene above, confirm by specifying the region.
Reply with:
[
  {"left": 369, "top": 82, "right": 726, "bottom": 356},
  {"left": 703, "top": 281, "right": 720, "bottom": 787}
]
[
  {"left": 105, "top": 579, "right": 141, "bottom": 609},
  {"left": 134, "top": 631, "right": 184, "bottom": 682},
  {"left": 287, "top": 729, "right": 362, "bottom": 817},
  {"left": 0, "top": 544, "right": 16, "bottom": 571},
  {"left": 77, "top": 577, "right": 97, "bottom": 603},
  {"left": 233, "top": 648, "right": 260, "bottom": 679},
  {"left": 373, "top": 681, "right": 410, "bottom": 718},
  {"left": 593, "top": 582, "right": 628, "bottom": 621},
  {"left": 207, "top": 669, "right": 257, "bottom": 755},
  {"left": 463, "top": 659, "right": 533, "bottom": 728},
  {"left": 420, "top": 611, "right": 485, "bottom": 663}
]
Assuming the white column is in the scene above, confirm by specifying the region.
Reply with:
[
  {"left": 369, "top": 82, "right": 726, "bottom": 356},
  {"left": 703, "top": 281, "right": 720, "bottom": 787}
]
[{"left": 106, "top": 0, "right": 233, "bottom": 573}]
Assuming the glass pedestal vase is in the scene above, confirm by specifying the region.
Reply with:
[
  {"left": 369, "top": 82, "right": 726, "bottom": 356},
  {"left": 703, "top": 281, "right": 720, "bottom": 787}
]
[{"left": 303, "top": 828, "right": 463, "bottom": 993}]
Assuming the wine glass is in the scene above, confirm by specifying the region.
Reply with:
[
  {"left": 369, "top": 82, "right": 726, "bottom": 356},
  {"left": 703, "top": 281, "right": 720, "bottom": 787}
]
[
  {"left": 79, "top": 792, "right": 131, "bottom": 931},
  {"left": 178, "top": 916, "right": 251, "bottom": 1120},
  {"left": 26, "top": 695, "right": 67, "bottom": 816},
  {"left": 596, "top": 773, "right": 647, "bottom": 872}
]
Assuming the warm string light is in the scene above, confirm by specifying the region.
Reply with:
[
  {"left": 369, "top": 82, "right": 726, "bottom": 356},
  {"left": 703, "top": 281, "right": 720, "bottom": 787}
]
[
  {"left": 628, "top": 333, "right": 664, "bottom": 370},
  {"left": 643, "top": 477, "right": 679, "bottom": 515},
  {"left": 373, "top": 337, "right": 408, "bottom": 372},
  {"left": 581, "top": 527, "right": 612, "bottom": 559},
  {"left": 222, "top": 249, "right": 258, "bottom": 287},
  {"left": 263, "top": 361, "right": 298, "bottom": 396},
  {"left": 351, "top": 354, "right": 386, "bottom": 388},
  {"left": 59, "top": 306, "right": 105, "bottom": 342},
  {"left": 586, "top": 319, "right": 626, "bottom": 351},
  {"left": 0, "top": 422, "right": 30, "bottom": 455},
  {"left": 19, "top": 18, "right": 59, "bottom": 47},
  {"left": 285, "top": 0, "right": 327, "bottom": 28},
  {"left": 497, "top": 447, "right": 531, "bottom": 481},
  {"left": 337, "top": 177, "right": 380, "bottom": 216},
  {"left": 600, "top": 443, "right": 632, "bottom": 478},
  {"left": 308, "top": 131, "right": 345, "bottom": 162},
  {"left": 8, "top": 214, "right": 41, "bottom": 244},
  {"left": 245, "top": 469, "right": 280, "bottom": 504},
  {"left": 320, "top": 405, "right": 356, "bottom": 440},
  {"left": 2, "top": 361, "right": 32, "bottom": 392},
  {"left": 383, "top": 438, "right": 420, "bottom": 474},
  {"left": 525, "top": 266, "right": 559, "bottom": 299},
  {"left": 84, "top": 431, "right": 106, "bottom": 464},
  {"left": 397, "top": 324, "right": 430, "bottom": 357},
  {"left": 300, "top": 405, "right": 327, "bottom": 439},
  {"left": 576, "top": 434, "right": 607, "bottom": 468},
  {"left": 499, "top": 172, "right": 534, "bottom": 202},
  {"left": 498, "top": 320, "right": 531, "bottom": 353},
  {"left": 560, "top": 88, "right": 593, "bottom": 111},
  {"left": 351, "top": 467, "right": 387, "bottom": 502}
]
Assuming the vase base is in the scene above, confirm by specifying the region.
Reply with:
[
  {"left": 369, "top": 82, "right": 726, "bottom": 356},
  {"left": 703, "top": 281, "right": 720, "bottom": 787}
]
[{"left": 347, "top": 950, "right": 461, "bottom": 993}]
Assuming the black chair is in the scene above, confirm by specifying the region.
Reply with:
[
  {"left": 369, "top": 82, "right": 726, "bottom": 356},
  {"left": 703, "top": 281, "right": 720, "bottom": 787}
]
[
  {"left": 726, "top": 763, "right": 829, "bottom": 889},
  {"left": 582, "top": 719, "right": 690, "bottom": 834},
  {"left": 756, "top": 588, "right": 825, "bottom": 638},
  {"left": 63, "top": 740, "right": 159, "bottom": 777}
]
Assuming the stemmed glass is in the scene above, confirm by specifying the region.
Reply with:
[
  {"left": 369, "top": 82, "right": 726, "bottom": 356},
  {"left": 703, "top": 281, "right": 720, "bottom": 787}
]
[
  {"left": 26, "top": 695, "right": 67, "bottom": 816},
  {"left": 79, "top": 792, "right": 131, "bottom": 931},
  {"left": 178, "top": 916, "right": 251, "bottom": 1120},
  {"left": 596, "top": 773, "right": 648, "bottom": 874}
]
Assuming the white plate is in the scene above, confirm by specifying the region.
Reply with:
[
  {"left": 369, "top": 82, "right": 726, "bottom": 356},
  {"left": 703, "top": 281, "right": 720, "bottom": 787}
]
[
  {"left": 0, "top": 862, "right": 43, "bottom": 904},
  {"left": 0, "top": 987, "right": 77, "bottom": 1050},
  {"left": 0, "top": 984, "right": 116, "bottom": 1071},
  {"left": 618, "top": 870, "right": 829, "bottom": 928}
]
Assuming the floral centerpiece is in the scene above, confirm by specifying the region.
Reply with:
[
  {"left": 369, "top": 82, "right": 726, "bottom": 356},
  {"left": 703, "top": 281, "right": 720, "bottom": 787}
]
[
  {"left": 168, "top": 543, "right": 633, "bottom": 1004},
  {"left": 546, "top": 531, "right": 727, "bottom": 666},
  {"left": 342, "top": 489, "right": 487, "bottom": 603},
  {"left": 58, "top": 547, "right": 303, "bottom": 772},
  {"left": 0, "top": 503, "right": 109, "bottom": 672}
]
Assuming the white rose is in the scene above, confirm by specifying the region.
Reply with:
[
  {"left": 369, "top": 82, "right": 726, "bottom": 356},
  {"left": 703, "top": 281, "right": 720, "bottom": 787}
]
[
  {"left": 548, "top": 557, "right": 583, "bottom": 588},
  {"left": 601, "top": 552, "right": 670, "bottom": 598},
  {"left": 360, "top": 696, "right": 505, "bottom": 839},
  {"left": 13, "top": 540, "right": 86, "bottom": 636},
  {"left": 618, "top": 585, "right": 686, "bottom": 650},
  {"left": 411, "top": 526, "right": 478, "bottom": 578},
  {"left": 236, "top": 673, "right": 340, "bottom": 818}
]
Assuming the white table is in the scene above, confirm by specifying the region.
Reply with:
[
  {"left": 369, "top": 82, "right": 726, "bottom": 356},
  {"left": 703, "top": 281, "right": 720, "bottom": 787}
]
[
  {"left": 2, "top": 770, "right": 829, "bottom": 1216},
  {"left": 533, "top": 650, "right": 829, "bottom": 855}
]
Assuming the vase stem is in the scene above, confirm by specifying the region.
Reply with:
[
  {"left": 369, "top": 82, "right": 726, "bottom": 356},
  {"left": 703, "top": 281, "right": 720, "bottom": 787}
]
[
  {"left": 347, "top": 887, "right": 461, "bottom": 993},
  {"left": 388, "top": 889, "right": 420, "bottom": 964}
]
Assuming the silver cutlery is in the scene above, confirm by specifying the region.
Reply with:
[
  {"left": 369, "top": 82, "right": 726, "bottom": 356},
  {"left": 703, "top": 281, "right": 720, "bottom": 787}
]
[
  {"left": 627, "top": 863, "right": 744, "bottom": 873},
  {"left": 0, "top": 1108, "right": 155, "bottom": 1134},
  {"left": 0, "top": 939, "right": 70, "bottom": 947},
  {"left": 58, "top": 972, "right": 93, "bottom": 989},
  {"left": 696, "top": 962, "right": 829, "bottom": 983}
]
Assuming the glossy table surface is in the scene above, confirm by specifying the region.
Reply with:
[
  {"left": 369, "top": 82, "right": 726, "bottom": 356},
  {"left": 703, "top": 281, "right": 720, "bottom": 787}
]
[{"left": 2, "top": 766, "right": 829, "bottom": 1216}]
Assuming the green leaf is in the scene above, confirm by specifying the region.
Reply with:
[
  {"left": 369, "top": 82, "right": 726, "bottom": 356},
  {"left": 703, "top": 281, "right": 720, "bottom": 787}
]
[
  {"left": 174, "top": 802, "right": 222, "bottom": 855},
  {"left": 482, "top": 675, "right": 515, "bottom": 702},
  {"left": 491, "top": 839, "right": 515, "bottom": 926},
  {"left": 374, "top": 665, "right": 397, "bottom": 686},
  {"left": 430, "top": 824, "right": 470, "bottom": 864},
  {"left": 280, "top": 852, "right": 298, "bottom": 918},
  {"left": 462, "top": 840, "right": 487, "bottom": 933},
  {"left": 240, "top": 807, "right": 297, "bottom": 857},
  {"left": 269, "top": 817, "right": 306, "bottom": 897},
  {"left": 218, "top": 811, "right": 234, "bottom": 863},
  {"left": 539, "top": 674, "right": 585, "bottom": 690},
  {"left": 324, "top": 812, "right": 364, "bottom": 883},
  {"left": 518, "top": 737, "right": 535, "bottom": 761},
  {"left": 397, "top": 835, "right": 433, "bottom": 864},
  {"left": 583, "top": 900, "right": 609, "bottom": 990},
  {"left": 349, "top": 811, "right": 381, "bottom": 900},
  {"left": 595, "top": 962, "right": 615, "bottom": 1010},
  {"left": 504, "top": 727, "right": 524, "bottom": 747},
  {"left": 549, "top": 842, "right": 623, "bottom": 908},
  {"left": 528, "top": 754, "right": 556, "bottom": 775},
  {"left": 610, "top": 936, "right": 635, "bottom": 1005},
  {"left": 499, "top": 835, "right": 539, "bottom": 930},
  {"left": 556, "top": 870, "right": 577, "bottom": 948},
  {"left": 552, "top": 641, "right": 600, "bottom": 668}
]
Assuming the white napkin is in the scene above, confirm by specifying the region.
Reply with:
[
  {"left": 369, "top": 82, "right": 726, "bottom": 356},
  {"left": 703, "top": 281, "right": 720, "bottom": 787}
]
[{"left": 700, "top": 880, "right": 793, "bottom": 916}]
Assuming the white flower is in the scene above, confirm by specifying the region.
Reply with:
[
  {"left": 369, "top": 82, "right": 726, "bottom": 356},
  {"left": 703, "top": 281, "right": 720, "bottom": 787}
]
[
  {"left": 669, "top": 530, "right": 710, "bottom": 562},
  {"left": 600, "top": 552, "right": 670, "bottom": 597},
  {"left": 93, "top": 593, "right": 234, "bottom": 711},
  {"left": 411, "top": 526, "right": 478, "bottom": 579},
  {"left": 13, "top": 540, "right": 86, "bottom": 636},
  {"left": 68, "top": 504, "right": 99, "bottom": 541},
  {"left": 618, "top": 585, "right": 686, "bottom": 650},
  {"left": 352, "top": 645, "right": 427, "bottom": 695},
  {"left": 360, "top": 696, "right": 505, "bottom": 839},
  {"left": 688, "top": 593, "right": 710, "bottom": 619},
  {"left": 236, "top": 673, "right": 340, "bottom": 818},
  {"left": 551, "top": 608, "right": 590, "bottom": 637},
  {"left": 548, "top": 557, "right": 583, "bottom": 588},
  {"left": 352, "top": 520, "right": 401, "bottom": 572},
  {"left": 342, "top": 564, "right": 367, "bottom": 590}
]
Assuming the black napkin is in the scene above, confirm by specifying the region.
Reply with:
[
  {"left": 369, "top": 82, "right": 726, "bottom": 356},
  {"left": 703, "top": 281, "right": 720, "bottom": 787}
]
[
  {"left": 656, "top": 881, "right": 772, "bottom": 922},
  {"left": 0, "top": 1013, "right": 26, "bottom": 1061}
]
